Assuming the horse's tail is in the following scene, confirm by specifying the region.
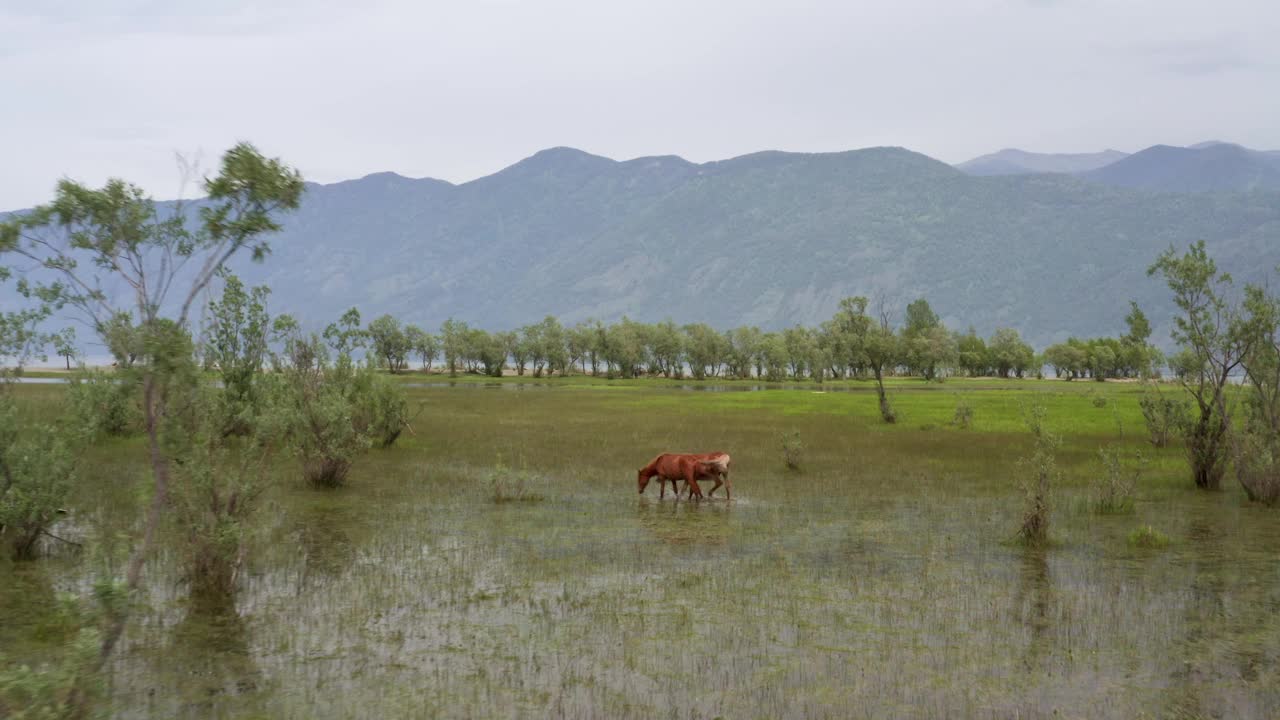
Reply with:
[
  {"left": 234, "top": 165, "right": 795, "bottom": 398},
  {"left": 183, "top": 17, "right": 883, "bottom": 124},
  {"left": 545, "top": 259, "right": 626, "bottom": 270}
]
[{"left": 698, "top": 453, "right": 731, "bottom": 473}]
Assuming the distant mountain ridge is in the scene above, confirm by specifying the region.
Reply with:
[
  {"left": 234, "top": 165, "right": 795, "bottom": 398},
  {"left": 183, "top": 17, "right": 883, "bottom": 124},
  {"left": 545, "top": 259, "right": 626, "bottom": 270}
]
[
  {"left": 208, "top": 145, "right": 1280, "bottom": 348},
  {"left": 957, "top": 141, "right": 1280, "bottom": 193},
  {"left": 957, "top": 148, "right": 1128, "bottom": 176},
  {"left": 7, "top": 144, "right": 1279, "bottom": 348},
  {"left": 1083, "top": 142, "right": 1280, "bottom": 192}
]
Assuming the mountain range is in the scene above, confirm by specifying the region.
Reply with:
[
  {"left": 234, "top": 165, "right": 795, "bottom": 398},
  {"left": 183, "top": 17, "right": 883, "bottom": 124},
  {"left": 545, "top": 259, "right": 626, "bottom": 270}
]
[
  {"left": 6, "top": 142, "right": 1280, "bottom": 349},
  {"left": 209, "top": 144, "right": 1280, "bottom": 348},
  {"left": 956, "top": 141, "right": 1280, "bottom": 193}
]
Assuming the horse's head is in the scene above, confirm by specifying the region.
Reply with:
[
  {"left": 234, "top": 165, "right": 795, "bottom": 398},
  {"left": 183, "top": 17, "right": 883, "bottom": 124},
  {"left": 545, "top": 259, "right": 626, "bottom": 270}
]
[{"left": 638, "top": 468, "right": 651, "bottom": 494}]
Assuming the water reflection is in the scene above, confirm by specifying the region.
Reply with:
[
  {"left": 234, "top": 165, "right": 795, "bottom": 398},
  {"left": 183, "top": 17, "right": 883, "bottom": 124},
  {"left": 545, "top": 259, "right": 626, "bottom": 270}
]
[
  {"left": 160, "top": 602, "right": 261, "bottom": 719},
  {"left": 292, "top": 505, "right": 358, "bottom": 591},
  {"left": 1016, "top": 547, "right": 1054, "bottom": 672}
]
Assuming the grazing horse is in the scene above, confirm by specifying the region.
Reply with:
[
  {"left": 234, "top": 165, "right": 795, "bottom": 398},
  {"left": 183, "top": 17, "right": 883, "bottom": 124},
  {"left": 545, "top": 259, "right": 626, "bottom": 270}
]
[{"left": 637, "top": 452, "right": 733, "bottom": 500}]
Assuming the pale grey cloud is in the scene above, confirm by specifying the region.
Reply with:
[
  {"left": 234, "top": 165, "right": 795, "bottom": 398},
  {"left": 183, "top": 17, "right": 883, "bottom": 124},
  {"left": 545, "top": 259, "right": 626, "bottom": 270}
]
[{"left": 2, "top": 0, "right": 1278, "bottom": 209}]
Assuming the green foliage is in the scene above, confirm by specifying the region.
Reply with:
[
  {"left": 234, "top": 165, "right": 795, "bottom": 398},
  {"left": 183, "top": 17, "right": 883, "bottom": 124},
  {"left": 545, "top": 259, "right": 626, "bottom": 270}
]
[
  {"left": 270, "top": 335, "right": 372, "bottom": 487},
  {"left": 65, "top": 369, "right": 139, "bottom": 438},
  {"left": 781, "top": 431, "right": 804, "bottom": 471},
  {"left": 952, "top": 396, "right": 974, "bottom": 429},
  {"left": 0, "top": 625, "right": 101, "bottom": 720},
  {"left": 202, "top": 272, "right": 271, "bottom": 434},
  {"left": 164, "top": 382, "right": 275, "bottom": 600},
  {"left": 1148, "top": 241, "right": 1254, "bottom": 489},
  {"left": 366, "top": 314, "right": 411, "bottom": 373},
  {"left": 1235, "top": 281, "right": 1280, "bottom": 504},
  {"left": 1137, "top": 382, "right": 1186, "bottom": 449},
  {"left": 403, "top": 324, "right": 437, "bottom": 371},
  {"left": 353, "top": 369, "right": 413, "bottom": 449},
  {"left": 1092, "top": 445, "right": 1144, "bottom": 514},
  {"left": 989, "top": 328, "right": 1035, "bottom": 379},
  {"left": 324, "top": 307, "right": 365, "bottom": 357},
  {"left": 1015, "top": 401, "right": 1059, "bottom": 545},
  {"left": 0, "top": 410, "right": 79, "bottom": 560}
]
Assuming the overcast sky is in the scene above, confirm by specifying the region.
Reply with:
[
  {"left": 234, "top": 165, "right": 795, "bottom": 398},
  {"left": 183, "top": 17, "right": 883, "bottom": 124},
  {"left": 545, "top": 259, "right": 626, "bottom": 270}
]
[{"left": 2, "top": 0, "right": 1278, "bottom": 210}]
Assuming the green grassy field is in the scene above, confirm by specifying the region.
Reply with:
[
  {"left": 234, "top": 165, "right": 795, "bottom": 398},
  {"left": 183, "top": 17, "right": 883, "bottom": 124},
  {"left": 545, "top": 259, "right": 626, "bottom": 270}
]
[{"left": 3, "top": 377, "right": 1279, "bottom": 719}]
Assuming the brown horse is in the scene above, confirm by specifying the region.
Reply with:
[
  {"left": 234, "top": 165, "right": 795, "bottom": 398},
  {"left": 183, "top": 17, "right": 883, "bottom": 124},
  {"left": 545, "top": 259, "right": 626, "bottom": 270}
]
[{"left": 637, "top": 452, "right": 732, "bottom": 500}]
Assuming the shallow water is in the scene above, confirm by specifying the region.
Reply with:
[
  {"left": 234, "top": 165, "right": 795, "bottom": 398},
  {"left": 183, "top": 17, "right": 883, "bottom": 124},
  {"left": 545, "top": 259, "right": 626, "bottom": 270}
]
[{"left": 4, "top": 384, "right": 1279, "bottom": 718}]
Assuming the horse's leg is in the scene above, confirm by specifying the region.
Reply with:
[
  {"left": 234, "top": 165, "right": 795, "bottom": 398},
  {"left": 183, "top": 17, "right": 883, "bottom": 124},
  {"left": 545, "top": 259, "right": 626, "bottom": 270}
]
[
  {"left": 659, "top": 478, "right": 667, "bottom": 499},
  {"left": 684, "top": 466, "right": 703, "bottom": 500},
  {"left": 724, "top": 472, "right": 732, "bottom": 500},
  {"left": 707, "top": 475, "right": 723, "bottom": 498}
]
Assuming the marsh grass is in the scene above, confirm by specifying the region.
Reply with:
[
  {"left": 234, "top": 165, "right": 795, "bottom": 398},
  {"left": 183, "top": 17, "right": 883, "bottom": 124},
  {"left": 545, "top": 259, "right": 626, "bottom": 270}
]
[
  {"left": 486, "top": 462, "right": 545, "bottom": 503},
  {"left": 3, "top": 379, "right": 1280, "bottom": 718},
  {"left": 1128, "top": 525, "right": 1171, "bottom": 549},
  {"left": 780, "top": 430, "right": 803, "bottom": 470}
]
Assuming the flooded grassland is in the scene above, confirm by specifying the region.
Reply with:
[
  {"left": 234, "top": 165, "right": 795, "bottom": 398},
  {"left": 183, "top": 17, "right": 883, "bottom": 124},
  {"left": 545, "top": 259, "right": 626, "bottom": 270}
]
[{"left": 3, "top": 380, "right": 1279, "bottom": 718}]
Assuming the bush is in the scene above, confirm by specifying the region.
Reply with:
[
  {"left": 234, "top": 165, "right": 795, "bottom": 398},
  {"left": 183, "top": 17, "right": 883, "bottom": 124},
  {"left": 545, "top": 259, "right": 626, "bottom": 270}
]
[
  {"left": 1092, "top": 445, "right": 1143, "bottom": 514},
  {"left": 353, "top": 369, "right": 413, "bottom": 449},
  {"left": 1233, "top": 430, "right": 1280, "bottom": 505},
  {"left": 952, "top": 396, "right": 974, "bottom": 429},
  {"left": 781, "top": 431, "right": 803, "bottom": 470},
  {"left": 487, "top": 463, "right": 544, "bottom": 503},
  {"left": 1137, "top": 384, "right": 1186, "bottom": 448},
  {"left": 1015, "top": 402, "right": 1058, "bottom": 546},
  {"left": 0, "top": 626, "right": 101, "bottom": 720},
  {"left": 1, "top": 387, "right": 79, "bottom": 560},
  {"left": 269, "top": 338, "right": 372, "bottom": 488},
  {"left": 1128, "top": 525, "right": 1170, "bottom": 549},
  {"left": 66, "top": 369, "right": 139, "bottom": 438}
]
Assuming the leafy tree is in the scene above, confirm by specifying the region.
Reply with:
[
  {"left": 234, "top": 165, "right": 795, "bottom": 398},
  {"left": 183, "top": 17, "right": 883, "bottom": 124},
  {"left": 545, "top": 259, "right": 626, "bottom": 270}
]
[
  {"left": 1148, "top": 241, "right": 1256, "bottom": 490},
  {"left": 827, "top": 297, "right": 898, "bottom": 420},
  {"left": 1235, "top": 281, "right": 1280, "bottom": 503},
  {"left": 366, "top": 314, "right": 411, "bottom": 373},
  {"left": 724, "top": 326, "right": 761, "bottom": 379},
  {"left": 51, "top": 327, "right": 77, "bottom": 371},
  {"left": 440, "top": 318, "right": 468, "bottom": 376},
  {"left": 603, "top": 317, "right": 645, "bottom": 378},
  {"left": 0, "top": 142, "right": 303, "bottom": 663},
  {"left": 903, "top": 298, "right": 941, "bottom": 337},
  {"left": 684, "top": 323, "right": 725, "bottom": 379},
  {"left": 989, "top": 328, "right": 1035, "bottom": 378},
  {"left": 324, "top": 307, "right": 365, "bottom": 357},
  {"left": 403, "top": 324, "right": 437, "bottom": 371},
  {"left": 956, "top": 328, "right": 990, "bottom": 377},
  {"left": 203, "top": 272, "right": 271, "bottom": 433}
]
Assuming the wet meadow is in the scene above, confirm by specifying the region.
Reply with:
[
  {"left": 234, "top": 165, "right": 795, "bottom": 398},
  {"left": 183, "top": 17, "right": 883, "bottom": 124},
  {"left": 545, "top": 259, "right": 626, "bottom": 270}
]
[{"left": 3, "top": 377, "right": 1279, "bottom": 718}]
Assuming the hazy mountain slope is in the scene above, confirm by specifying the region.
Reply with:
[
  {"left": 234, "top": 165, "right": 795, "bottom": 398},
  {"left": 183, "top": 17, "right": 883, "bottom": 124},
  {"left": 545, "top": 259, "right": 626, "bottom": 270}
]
[
  {"left": 1083, "top": 143, "right": 1280, "bottom": 192},
  {"left": 956, "top": 148, "right": 1128, "bottom": 176},
  {"left": 226, "top": 146, "right": 1280, "bottom": 348}
]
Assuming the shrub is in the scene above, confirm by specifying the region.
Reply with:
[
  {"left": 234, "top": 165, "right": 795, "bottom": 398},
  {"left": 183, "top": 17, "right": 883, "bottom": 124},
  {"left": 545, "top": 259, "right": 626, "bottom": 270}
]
[
  {"left": 1137, "top": 384, "right": 1186, "bottom": 448},
  {"left": 1233, "top": 429, "right": 1280, "bottom": 505},
  {"left": 353, "top": 369, "right": 413, "bottom": 449},
  {"left": 1128, "top": 525, "right": 1170, "bottom": 549},
  {"left": 269, "top": 338, "right": 372, "bottom": 488},
  {"left": 0, "top": 626, "right": 101, "bottom": 720},
  {"left": 1, "top": 386, "right": 79, "bottom": 561},
  {"left": 66, "top": 369, "right": 139, "bottom": 438},
  {"left": 1015, "top": 401, "right": 1058, "bottom": 546},
  {"left": 487, "top": 463, "right": 544, "bottom": 503},
  {"left": 952, "top": 396, "right": 974, "bottom": 429},
  {"left": 1092, "top": 445, "right": 1144, "bottom": 514},
  {"left": 781, "top": 431, "right": 803, "bottom": 471},
  {"left": 878, "top": 392, "right": 898, "bottom": 424}
]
